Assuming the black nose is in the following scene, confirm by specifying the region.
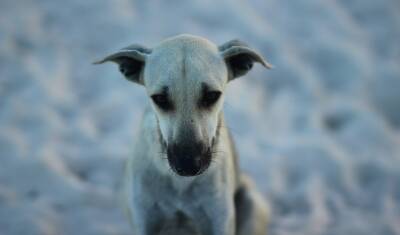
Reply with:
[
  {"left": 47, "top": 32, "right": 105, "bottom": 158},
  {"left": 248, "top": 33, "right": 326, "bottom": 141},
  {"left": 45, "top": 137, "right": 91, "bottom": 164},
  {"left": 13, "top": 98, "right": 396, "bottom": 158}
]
[{"left": 167, "top": 141, "right": 211, "bottom": 177}]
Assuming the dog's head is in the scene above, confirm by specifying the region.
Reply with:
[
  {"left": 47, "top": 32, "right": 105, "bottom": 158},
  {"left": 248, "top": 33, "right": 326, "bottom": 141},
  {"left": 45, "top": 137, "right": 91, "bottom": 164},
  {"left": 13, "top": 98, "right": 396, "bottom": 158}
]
[{"left": 95, "top": 34, "right": 271, "bottom": 177}]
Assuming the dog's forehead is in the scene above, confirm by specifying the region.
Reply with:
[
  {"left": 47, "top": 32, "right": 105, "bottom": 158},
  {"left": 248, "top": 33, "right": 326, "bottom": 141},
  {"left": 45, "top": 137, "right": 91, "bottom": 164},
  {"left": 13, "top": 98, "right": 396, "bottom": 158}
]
[{"left": 144, "top": 35, "right": 227, "bottom": 93}]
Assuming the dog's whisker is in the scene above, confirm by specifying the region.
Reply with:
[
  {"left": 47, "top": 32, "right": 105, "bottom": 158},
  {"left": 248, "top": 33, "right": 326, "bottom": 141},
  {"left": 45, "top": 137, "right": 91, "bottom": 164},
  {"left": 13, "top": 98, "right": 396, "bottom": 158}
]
[
  {"left": 224, "top": 101, "right": 235, "bottom": 110},
  {"left": 211, "top": 151, "right": 227, "bottom": 156},
  {"left": 218, "top": 125, "right": 239, "bottom": 135}
]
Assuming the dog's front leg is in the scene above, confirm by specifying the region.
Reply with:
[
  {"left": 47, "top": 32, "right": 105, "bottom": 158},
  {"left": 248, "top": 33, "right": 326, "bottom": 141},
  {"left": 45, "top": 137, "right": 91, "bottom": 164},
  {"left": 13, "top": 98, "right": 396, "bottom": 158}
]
[
  {"left": 130, "top": 200, "right": 163, "bottom": 235},
  {"left": 212, "top": 200, "right": 236, "bottom": 235},
  {"left": 196, "top": 197, "right": 236, "bottom": 235}
]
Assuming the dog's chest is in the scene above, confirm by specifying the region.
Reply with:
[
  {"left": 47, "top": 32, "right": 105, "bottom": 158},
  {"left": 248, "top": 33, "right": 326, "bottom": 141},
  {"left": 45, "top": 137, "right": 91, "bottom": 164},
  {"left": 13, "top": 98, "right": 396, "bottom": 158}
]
[{"left": 139, "top": 170, "right": 215, "bottom": 211}]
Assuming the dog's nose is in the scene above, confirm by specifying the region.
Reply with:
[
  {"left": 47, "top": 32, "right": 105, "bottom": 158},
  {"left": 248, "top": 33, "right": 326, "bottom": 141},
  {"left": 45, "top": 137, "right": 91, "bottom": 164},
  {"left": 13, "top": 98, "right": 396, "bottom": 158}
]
[
  {"left": 167, "top": 141, "right": 211, "bottom": 177},
  {"left": 172, "top": 155, "right": 203, "bottom": 176}
]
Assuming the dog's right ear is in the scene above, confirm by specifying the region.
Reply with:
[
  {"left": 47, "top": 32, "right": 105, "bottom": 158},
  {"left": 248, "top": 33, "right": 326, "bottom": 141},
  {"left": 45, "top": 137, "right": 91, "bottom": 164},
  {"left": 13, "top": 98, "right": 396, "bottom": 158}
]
[
  {"left": 219, "top": 39, "right": 272, "bottom": 81},
  {"left": 93, "top": 44, "right": 152, "bottom": 85}
]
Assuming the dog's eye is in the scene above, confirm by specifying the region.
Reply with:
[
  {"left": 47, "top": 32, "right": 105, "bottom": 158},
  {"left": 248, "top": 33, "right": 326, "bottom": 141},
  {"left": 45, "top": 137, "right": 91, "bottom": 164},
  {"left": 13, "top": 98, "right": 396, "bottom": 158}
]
[
  {"left": 151, "top": 94, "right": 173, "bottom": 111},
  {"left": 200, "top": 91, "right": 221, "bottom": 108}
]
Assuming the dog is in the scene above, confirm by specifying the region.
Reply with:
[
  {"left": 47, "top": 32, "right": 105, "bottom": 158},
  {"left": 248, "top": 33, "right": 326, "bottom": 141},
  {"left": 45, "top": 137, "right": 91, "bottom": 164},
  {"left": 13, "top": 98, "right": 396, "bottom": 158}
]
[{"left": 95, "top": 34, "right": 271, "bottom": 235}]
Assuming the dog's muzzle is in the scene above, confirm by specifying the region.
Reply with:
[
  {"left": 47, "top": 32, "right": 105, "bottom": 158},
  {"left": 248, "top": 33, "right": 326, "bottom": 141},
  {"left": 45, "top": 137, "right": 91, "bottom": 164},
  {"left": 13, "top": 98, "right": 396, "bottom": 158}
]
[{"left": 167, "top": 141, "right": 212, "bottom": 177}]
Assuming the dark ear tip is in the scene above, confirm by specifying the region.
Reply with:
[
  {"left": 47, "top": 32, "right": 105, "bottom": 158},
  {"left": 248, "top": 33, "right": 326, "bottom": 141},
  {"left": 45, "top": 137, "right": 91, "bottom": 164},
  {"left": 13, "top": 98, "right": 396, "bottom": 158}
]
[
  {"left": 260, "top": 59, "right": 274, "bottom": 69},
  {"left": 263, "top": 61, "right": 274, "bottom": 69}
]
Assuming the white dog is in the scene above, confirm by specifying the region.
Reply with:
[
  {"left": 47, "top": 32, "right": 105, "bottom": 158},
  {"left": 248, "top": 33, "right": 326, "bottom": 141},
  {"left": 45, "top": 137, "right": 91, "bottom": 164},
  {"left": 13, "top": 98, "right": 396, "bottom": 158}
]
[{"left": 95, "top": 34, "right": 271, "bottom": 235}]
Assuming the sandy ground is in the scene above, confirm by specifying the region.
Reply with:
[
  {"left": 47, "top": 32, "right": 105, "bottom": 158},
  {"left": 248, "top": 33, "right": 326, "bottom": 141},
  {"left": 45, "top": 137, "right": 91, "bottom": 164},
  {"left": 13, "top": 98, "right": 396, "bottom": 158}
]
[{"left": 1, "top": 0, "right": 400, "bottom": 234}]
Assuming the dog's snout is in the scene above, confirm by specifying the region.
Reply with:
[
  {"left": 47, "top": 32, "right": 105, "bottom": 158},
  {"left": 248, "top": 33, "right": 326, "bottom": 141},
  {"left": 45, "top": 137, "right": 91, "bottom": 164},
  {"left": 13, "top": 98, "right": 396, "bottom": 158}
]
[
  {"left": 169, "top": 141, "right": 205, "bottom": 158},
  {"left": 167, "top": 141, "right": 211, "bottom": 177}
]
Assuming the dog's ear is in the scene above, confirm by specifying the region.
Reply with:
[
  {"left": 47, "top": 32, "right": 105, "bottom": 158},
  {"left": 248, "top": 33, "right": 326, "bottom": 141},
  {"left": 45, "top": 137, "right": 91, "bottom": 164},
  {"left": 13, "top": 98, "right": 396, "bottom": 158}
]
[
  {"left": 219, "top": 39, "right": 272, "bottom": 81},
  {"left": 94, "top": 44, "right": 152, "bottom": 85}
]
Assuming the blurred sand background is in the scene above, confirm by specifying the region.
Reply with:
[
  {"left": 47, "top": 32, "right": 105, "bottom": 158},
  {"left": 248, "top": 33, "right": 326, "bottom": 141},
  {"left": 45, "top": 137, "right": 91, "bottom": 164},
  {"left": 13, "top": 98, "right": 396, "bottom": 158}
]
[{"left": 1, "top": 0, "right": 400, "bottom": 234}]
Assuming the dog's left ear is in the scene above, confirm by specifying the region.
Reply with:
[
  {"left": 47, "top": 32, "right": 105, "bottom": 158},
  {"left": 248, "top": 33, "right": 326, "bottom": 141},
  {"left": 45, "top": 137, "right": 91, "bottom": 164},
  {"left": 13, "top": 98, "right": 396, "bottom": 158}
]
[
  {"left": 94, "top": 44, "right": 152, "bottom": 85},
  {"left": 219, "top": 39, "right": 272, "bottom": 81}
]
